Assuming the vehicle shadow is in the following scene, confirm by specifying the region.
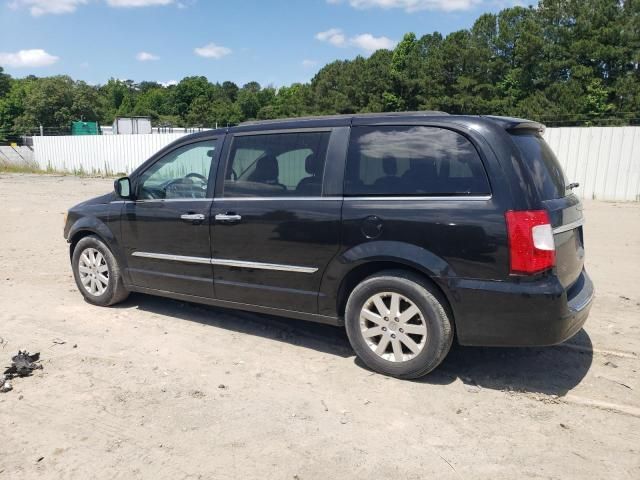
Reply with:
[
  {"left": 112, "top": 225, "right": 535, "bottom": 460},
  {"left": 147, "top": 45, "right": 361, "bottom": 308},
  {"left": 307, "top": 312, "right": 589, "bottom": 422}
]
[
  {"left": 413, "top": 328, "right": 594, "bottom": 397},
  {"left": 120, "top": 293, "right": 593, "bottom": 397},
  {"left": 119, "top": 293, "right": 353, "bottom": 358}
]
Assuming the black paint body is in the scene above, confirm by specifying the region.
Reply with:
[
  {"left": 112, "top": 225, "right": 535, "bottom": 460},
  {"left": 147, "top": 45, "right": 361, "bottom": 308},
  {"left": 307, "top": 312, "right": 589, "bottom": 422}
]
[{"left": 64, "top": 113, "right": 593, "bottom": 346}]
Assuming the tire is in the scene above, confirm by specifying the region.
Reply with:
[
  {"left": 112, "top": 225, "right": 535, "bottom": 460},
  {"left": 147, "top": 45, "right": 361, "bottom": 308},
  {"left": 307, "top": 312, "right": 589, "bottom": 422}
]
[
  {"left": 71, "top": 235, "right": 129, "bottom": 307},
  {"left": 345, "top": 270, "right": 453, "bottom": 379}
]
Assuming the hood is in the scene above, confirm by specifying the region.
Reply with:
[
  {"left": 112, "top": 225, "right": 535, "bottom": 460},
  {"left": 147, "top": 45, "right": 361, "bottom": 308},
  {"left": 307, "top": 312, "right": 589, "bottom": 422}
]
[{"left": 72, "top": 191, "right": 117, "bottom": 209}]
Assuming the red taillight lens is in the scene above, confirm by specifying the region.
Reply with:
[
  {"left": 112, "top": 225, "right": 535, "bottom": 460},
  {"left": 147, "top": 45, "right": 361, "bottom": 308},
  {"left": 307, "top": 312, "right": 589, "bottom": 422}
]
[{"left": 505, "top": 210, "right": 556, "bottom": 275}]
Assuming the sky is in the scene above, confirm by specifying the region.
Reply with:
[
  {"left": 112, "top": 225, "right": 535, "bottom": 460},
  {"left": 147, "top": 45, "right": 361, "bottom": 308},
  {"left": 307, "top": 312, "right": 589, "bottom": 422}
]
[{"left": 0, "top": 0, "right": 532, "bottom": 87}]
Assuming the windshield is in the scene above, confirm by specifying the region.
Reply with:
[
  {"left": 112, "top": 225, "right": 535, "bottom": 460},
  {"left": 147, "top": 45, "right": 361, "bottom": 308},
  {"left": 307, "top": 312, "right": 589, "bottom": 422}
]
[{"left": 510, "top": 132, "right": 568, "bottom": 200}]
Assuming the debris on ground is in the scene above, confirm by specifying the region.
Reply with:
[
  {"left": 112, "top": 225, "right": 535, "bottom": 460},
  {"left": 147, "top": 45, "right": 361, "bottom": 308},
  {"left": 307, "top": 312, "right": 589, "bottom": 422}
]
[
  {"left": 2, "top": 350, "right": 43, "bottom": 393},
  {"left": 4, "top": 350, "right": 42, "bottom": 377},
  {"left": 1, "top": 376, "right": 12, "bottom": 393}
]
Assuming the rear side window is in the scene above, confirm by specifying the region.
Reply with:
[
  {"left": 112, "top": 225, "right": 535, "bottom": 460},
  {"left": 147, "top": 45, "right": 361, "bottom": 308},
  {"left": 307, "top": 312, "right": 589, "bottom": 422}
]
[
  {"left": 224, "top": 131, "right": 330, "bottom": 197},
  {"left": 510, "top": 132, "right": 568, "bottom": 200},
  {"left": 344, "top": 126, "right": 490, "bottom": 196}
]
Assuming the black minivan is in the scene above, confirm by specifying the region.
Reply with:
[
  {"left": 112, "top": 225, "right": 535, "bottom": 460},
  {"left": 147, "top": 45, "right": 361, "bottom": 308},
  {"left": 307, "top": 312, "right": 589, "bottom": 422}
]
[{"left": 64, "top": 112, "right": 593, "bottom": 378}]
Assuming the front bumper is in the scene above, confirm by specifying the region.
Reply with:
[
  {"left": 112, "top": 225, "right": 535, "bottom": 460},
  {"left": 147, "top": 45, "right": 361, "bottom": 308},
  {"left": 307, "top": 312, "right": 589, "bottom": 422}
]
[{"left": 449, "top": 269, "right": 594, "bottom": 347}]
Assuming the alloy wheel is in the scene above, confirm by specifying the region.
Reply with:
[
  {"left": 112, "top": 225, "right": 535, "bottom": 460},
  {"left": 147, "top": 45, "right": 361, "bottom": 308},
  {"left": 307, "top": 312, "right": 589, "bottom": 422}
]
[
  {"left": 78, "top": 247, "right": 109, "bottom": 296},
  {"left": 359, "top": 292, "right": 428, "bottom": 362}
]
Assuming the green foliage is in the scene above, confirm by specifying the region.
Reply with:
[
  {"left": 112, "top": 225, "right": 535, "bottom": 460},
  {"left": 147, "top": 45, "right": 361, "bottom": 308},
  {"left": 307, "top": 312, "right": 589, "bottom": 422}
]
[{"left": 0, "top": 0, "right": 638, "bottom": 143}]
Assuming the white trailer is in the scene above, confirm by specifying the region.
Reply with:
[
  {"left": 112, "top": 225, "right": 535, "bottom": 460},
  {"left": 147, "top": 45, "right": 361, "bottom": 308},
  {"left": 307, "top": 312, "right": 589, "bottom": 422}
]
[{"left": 113, "top": 117, "right": 152, "bottom": 135}]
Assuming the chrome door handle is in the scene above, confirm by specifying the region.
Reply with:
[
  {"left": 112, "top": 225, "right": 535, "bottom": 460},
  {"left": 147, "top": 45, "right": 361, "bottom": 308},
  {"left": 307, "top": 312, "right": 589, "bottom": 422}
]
[
  {"left": 180, "top": 213, "right": 205, "bottom": 221},
  {"left": 215, "top": 214, "right": 242, "bottom": 223}
]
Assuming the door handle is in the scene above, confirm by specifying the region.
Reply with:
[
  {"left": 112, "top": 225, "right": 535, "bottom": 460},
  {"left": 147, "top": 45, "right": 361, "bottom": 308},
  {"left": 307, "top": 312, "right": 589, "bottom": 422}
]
[
  {"left": 180, "top": 213, "right": 206, "bottom": 221},
  {"left": 215, "top": 213, "right": 242, "bottom": 223}
]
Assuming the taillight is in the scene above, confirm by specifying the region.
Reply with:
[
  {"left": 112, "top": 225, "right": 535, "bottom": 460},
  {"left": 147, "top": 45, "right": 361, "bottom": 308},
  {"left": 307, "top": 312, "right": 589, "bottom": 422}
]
[{"left": 505, "top": 210, "right": 555, "bottom": 275}]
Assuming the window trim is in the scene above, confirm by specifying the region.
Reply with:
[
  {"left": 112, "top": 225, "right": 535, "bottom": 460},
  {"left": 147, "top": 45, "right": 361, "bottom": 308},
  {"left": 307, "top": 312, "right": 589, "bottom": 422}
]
[
  {"left": 218, "top": 128, "right": 334, "bottom": 199},
  {"left": 343, "top": 125, "right": 493, "bottom": 198}
]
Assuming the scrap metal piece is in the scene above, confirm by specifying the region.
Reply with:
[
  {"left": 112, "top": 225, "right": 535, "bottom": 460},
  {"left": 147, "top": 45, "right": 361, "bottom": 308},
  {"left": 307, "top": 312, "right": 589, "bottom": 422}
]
[{"left": 4, "top": 350, "right": 42, "bottom": 377}]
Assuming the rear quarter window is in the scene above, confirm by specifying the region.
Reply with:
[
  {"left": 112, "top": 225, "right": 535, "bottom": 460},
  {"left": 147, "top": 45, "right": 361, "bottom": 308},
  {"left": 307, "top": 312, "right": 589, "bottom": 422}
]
[
  {"left": 344, "top": 126, "right": 491, "bottom": 196},
  {"left": 510, "top": 132, "right": 568, "bottom": 200}
]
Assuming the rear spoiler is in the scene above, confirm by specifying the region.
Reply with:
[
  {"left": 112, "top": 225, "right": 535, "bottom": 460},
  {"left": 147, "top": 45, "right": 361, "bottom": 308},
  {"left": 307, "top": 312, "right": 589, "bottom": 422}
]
[{"left": 484, "top": 116, "right": 546, "bottom": 135}]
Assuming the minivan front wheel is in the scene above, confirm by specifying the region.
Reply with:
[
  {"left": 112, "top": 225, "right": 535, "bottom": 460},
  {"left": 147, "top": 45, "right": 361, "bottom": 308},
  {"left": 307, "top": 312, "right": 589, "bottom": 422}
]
[
  {"left": 345, "top": 271, "right": 453, "bottom": 379},
  {"left": 72, "top": 235, "right": 129, "bottom": 307}
]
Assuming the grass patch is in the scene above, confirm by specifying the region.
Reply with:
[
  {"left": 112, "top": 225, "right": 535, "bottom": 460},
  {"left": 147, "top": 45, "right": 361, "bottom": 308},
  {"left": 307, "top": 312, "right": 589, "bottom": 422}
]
[
  {"left": 1, "top": 160, "right": 122, "bottom": 177},
  {"left": 0, "top": 165, "right": 121, "bottom": 178},
  {"left": 0, "top": 163, "right": 45, "bottom": 174}
]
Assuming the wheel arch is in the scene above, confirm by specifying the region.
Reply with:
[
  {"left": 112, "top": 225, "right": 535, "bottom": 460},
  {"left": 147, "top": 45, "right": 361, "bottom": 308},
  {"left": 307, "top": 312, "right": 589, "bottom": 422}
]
[
  {"left": 319, "top": 241, "right": 456, "bottom": 326},
  {"left": 69, "top": 229, "right": 100, "bottom": 258},
  {"left": 336, "top": 261, "right": 454, "bottom": 320},
  {"left": 67, "top": 217, "right": 127, "bottom": 270}
]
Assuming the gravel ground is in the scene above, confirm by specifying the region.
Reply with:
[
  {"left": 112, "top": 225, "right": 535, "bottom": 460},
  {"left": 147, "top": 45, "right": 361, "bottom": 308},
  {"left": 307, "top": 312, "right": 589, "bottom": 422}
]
[{"left": 0, "top": 173, "right": 639, "bottom": 479}]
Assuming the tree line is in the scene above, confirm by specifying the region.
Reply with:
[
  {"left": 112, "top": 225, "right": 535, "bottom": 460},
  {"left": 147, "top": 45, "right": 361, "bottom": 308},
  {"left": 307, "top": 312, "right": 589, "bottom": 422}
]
[{"left": 0, "top": 0, "right": 638, "bottom": 142}]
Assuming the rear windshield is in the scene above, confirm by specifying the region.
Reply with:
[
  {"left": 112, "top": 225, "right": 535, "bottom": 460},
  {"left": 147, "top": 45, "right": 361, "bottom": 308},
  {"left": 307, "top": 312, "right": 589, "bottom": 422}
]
[{"left": 510, "top": 132, "right": 568, "bottom": 200}]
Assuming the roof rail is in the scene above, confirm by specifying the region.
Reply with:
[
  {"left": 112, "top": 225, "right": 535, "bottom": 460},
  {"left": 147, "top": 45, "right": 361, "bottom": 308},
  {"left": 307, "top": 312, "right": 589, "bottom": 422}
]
[{"left": 239, "top": 110, "right": 449, "bottom": 126}]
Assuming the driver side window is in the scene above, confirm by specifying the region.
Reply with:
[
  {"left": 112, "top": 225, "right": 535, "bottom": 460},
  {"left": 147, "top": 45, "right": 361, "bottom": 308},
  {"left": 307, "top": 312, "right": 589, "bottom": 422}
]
[{"left": 137, "top": 141, "right": 216, "bottom": 200}]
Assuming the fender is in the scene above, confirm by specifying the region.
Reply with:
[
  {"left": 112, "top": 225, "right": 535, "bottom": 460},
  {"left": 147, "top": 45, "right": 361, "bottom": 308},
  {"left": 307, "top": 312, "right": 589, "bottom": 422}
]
[
  {"left": 66, "top": 214, "right": 131, "bottom": 283},
  {"left": 318, "top": 240, "right": 457, "bottom": 317}
]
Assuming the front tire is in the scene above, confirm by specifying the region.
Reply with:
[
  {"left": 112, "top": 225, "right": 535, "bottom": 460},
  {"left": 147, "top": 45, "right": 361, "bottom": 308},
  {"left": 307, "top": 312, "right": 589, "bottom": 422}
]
[
  {"left": 345, "top": 270, "right": 453, "bottom": 379},
  {"left": 72, "top": 235, "right": 129, "bottom": 306}
]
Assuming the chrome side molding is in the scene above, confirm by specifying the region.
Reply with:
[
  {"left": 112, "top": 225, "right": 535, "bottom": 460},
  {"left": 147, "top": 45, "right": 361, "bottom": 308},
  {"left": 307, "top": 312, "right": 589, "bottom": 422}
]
[
  {"left": 131, "top": 252, "right": 318, "bottom": 274},
  {"left": 210, "top": 258, "right": 317, "bottom": 273},
  {"left": 131, "top": 252, "right": 211, "bottom": 265},
  {"left": 343, "top": 195, "right": 492, "bottom": 201}
]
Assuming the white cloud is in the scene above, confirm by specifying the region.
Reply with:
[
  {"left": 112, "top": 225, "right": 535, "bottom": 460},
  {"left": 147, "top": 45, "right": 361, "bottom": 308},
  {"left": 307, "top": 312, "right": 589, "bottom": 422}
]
[
  {"left": 106, "top": 0, "right": 174, "bottom": 7},
  {"left": 316, "top": 28, "right": 397, "bottom": 54},
  {"left": 0, "top": 48, "right": 59, "bottom": 67},
  {"left": 350, "top": 33, "right": 396, "bottom": 52},
  {"left": 328, "top": 0, "right": 482, "bottom": 12},
  {"left": 302, "top": 59, "right": 319, "bottom": 68},
  {"left": 161, "top": 80, "right": 178, "bottom": 87},
  {"left": 315, "top": 28, "right": 347, "bottom": 47},
  {"left": 9, "top": 0, "right": 177, "bottom": 15},
  {"left": 194, "top": 43, "right": 232, "bottom": 59},
  {"left": 8, "top": 0, "right": 88, "bottom": 16},
  {"left": 136, "top": 51, "right": 160, "bottom": 61}
]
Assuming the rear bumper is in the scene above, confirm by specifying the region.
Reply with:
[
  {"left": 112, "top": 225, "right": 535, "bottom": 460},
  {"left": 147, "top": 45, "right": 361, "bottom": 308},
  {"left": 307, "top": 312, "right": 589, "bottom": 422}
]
[{"left": 449, "top": 269, "right": 594, "bottom": 347}]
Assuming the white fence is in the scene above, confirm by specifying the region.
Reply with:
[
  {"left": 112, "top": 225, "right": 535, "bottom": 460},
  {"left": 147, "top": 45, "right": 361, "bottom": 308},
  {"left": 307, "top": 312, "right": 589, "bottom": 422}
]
[
  {"left": 543, "top": 127, "right": 640, "bottom": 202},
  {"left": 33, "top": 133, "right": 187, "bottom": 175},
  {"left": 31, "top": 127, "right": 640, "bottom": 201}
]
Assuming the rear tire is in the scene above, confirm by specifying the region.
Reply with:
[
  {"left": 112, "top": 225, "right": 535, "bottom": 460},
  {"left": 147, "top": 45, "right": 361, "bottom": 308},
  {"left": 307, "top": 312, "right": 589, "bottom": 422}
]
[
  {"left": 345, "top": 270, "right": 453, "bottom": 379},
  {"left": 71, "top": 235, "right": 129, "bottom": 307}
]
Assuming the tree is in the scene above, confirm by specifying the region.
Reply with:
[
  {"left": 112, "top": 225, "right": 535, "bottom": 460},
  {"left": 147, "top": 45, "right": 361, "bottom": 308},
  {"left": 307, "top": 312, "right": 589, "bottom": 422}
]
[
  {"left": 1, "top": 0, "right": 639, "bottom": 142},
  {"left": 0, "top": 66, "right": 11, "bottom": 98}
]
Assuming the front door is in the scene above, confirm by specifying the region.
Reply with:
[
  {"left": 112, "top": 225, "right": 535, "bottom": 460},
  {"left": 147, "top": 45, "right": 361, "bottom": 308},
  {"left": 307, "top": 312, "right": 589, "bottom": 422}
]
[
  {"left": 210, "top": 129, "right": 344, "bottom": 313},
  {"left": 121, "top": 137, "right": 220, "bottom": 298}
]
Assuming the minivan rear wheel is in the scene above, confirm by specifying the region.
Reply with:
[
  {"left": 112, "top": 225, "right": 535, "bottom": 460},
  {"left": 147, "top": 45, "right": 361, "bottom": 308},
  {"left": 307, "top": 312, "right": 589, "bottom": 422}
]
[
  {"left": 345, "top": 270, "right": 453, "bottom": 379},
  {"left": 72, "top": 235, "right": 129, "bottom": 307}
]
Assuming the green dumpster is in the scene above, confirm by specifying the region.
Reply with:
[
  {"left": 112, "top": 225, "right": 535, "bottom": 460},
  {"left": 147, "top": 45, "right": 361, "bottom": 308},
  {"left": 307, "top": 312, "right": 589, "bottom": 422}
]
[{"left": 71, "top": 121, "right": 101, "bottom": 135}]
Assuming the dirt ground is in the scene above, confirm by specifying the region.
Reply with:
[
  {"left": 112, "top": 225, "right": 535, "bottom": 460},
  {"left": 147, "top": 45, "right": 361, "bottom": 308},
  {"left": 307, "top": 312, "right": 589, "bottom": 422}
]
[{"left": 0, "top": 173, "right": 639, "bottom": 480}]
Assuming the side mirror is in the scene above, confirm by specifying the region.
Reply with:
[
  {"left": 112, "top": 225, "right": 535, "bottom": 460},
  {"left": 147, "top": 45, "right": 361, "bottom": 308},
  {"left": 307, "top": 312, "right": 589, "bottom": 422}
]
[{"left": 114, "top": 177, "right": 133, "bottom": 199}]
